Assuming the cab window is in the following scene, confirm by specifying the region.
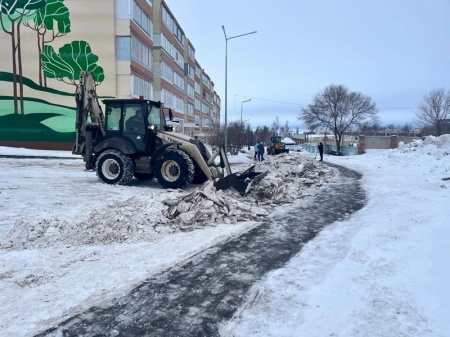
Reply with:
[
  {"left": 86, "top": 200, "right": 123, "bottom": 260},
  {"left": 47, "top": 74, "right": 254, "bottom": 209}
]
[
  {"left": 124, "top": 105, "right": 145, "bottom": 133},
  {"left": 106, "top": 105, "right": 121, "bottom": 130},
  {"left": 148, "top": 106, "right": 161, "bottom": 130}
]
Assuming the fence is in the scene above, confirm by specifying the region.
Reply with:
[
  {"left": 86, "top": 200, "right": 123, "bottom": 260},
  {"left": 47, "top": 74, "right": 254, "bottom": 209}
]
[
  {"left": 303, "top": 144, "right": 357, "bottom": 156},
  {"left": 357, "top": 135, "right": 421, "bottom": 154}
]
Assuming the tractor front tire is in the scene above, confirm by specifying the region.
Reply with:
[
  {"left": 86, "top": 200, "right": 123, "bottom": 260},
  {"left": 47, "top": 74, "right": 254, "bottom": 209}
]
[
  {"left": 154, "top": 150, "right": 194, "bottom": 189},
  {"left": 191, "top": 161, "right": 208, "bottom": 184},
  {"left": 96, "top": 149, "right": 134, "bottom": 185}
]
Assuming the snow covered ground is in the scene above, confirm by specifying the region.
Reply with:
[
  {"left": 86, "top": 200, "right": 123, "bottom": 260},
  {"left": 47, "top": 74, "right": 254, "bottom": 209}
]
[{"left": 0, "top": 135, "right": 449, "bottom": 337}]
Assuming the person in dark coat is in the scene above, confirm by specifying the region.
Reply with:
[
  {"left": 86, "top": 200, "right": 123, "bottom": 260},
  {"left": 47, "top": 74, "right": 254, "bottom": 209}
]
[
  {"left": 126, "top": 109, "right": 143, "bottom": 132},
  {"left": 318, "top": 142, "right": 324, "bottom": 161},
  {"left": 257, "top": 142, "right": 265, "bottom": 161}
]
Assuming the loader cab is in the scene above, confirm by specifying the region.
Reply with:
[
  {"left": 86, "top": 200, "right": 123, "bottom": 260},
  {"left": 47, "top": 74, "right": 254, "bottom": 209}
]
[{"left": 103, "top": 99, "right": 164, "bottom": 154}]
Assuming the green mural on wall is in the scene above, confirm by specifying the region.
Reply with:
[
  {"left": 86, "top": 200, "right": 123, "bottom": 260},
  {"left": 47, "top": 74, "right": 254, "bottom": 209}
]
[
  {"left": 0, "top": 0, "right": 105, "bottom": 144},
  {"left": 41, "top": 40, "right": 105, "bottom": 86},
  {"left": 24, "top": 0, "right": 71, "bottom": 87}
]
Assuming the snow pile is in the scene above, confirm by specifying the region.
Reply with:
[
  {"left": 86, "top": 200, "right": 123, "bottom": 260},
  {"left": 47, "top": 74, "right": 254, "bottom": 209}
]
[
  {"left": 0, "top": 152, "right": 334, "bottom": 250},
  {"left": 282, "top": 137, "right": 296, "bottom": 145},
  {"left": 162, "top": 182, "right": 270, "bottom": 228},
  {"left": 398, "top": 135, "right": 450, "bottom": 158},
  {"left": 1, "top": 196, "right": 172, "bottom": 250},
  {"left": 161, "top": 154, "right": 334, "bottom": 230},
  {"left": 396, "top": 135, "right": 450, "bottom": 182},
  {"left": 247, "top": 154, "right": 334, "bottom": 203}
]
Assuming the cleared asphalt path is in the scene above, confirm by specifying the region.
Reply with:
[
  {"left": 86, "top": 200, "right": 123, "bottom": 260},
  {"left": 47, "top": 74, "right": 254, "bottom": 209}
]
[{"left": 36, "top": 163, "right": 366, "bottom": 337}]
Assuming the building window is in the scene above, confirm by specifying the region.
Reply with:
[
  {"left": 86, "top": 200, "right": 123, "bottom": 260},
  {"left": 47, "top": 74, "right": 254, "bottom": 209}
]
[
  {"left": 162, "top": 5, "right": 174, "bottom": 33},
  {"left": 202, "top": 73, "right": 210, "bottom": 87},
  {"left": 187, "top": 84, "right": 194, "bottom": 97},
  {"left": 132, "top": 75, "right": 153, "bottom": 99},
  {"left": 162, "top": 34, "right": 183, "bottom": 69},
  {"left": 131, "top": 36, "right": 152, "bottom": 70},
  {"left": 116, "top": 36, "right": 131, "bottom": 61},
  {"left": 187, "top": 103, "right": 194, "bottom": 115},
  {"left": 175, "top": 95, "right": 183, "bottom": 111},
  {"left": 202, "top": 91, "right": 210, "bottom": 102},
  {"left": 162, "top": 89, "right": 174, "bottom": 107},
  {"left": 161, "top": 34, "right": 173, "bottom": 56},
  {"left": 133, "top": 1, "right": 153, "bottom": 38},
  {"left": 194, "top": 98, "right": 200, "bottom": 110},
  {"left": 187, "top": 64, "right": 194, "bottom": 80},
  {"left": 188, "top": 45, "right": 195, "bottom": 60},
  {"left": 163, "top": 5, "right": 185, "bottom": 47},
  {"left": 195, "top": 81, "right": 200, "bottom": 94},
  {"left": 173, "top": 48, "right": 184, "bottom": 69},
  {"left": 173, "top": 24, "right": 184, "bottom": 46},
  {"left": 174, "top": 72, "right": 184, "bottom": 90},
  {"left": 161, "top": 62, "right": 174, "bottom": 83}
]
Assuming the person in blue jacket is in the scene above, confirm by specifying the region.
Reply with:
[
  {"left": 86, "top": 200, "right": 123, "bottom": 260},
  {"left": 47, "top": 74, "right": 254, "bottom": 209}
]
[{"left": 253, "top": 142, "right": 259, "bottom": 160}]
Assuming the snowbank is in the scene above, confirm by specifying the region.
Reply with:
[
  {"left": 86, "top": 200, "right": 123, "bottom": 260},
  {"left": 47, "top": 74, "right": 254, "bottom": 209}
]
[{"left": 0, "top": 153, "right": 334, "bottom": 251}]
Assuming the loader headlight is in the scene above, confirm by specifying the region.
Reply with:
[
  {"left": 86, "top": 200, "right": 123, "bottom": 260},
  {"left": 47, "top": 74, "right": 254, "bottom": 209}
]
[
  {"left": 148, "top": 124, "right": 155, "bottom": 130},
  {"left": 171, "top": 126, "right": 176, "bottom": 132}
]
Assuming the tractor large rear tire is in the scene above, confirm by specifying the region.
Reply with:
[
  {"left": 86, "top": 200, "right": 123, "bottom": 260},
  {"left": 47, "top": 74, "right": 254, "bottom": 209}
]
[
  {"left": 154, "top": 150, "right": 194, "bottom": 189},
  {"left": 96, "top": 149, "right": 134, "bottom": 185}
]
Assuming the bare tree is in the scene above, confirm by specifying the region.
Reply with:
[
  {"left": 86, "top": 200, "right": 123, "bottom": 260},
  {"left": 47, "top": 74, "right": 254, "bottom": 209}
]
[
  {"left": 243, "top": 124, "right": 254, "bottom": 147},
  {"left": 254, "top": 126, "right": 271, "bottom": 145},
  {"left": 206, "top": 120, "right": 271, "bottom": 154},
  {"left": 271, "top": 117, "right": 281, "bottom": 135},
  {"left": 416, "top": 89, "right": 450, "bottom": 136},
  {"left": 299, "top": 84, "right": 378, "bottom": 154},
  {"left": 226, "top": 120, "right": 249, "bottom": 154},
  {"left": 206, "top": 121, "right": 223, "bottom": 148},
  {"left": 284, "top": 120, "right": 290, "bottom": 137},
  {"left": 360, "top": 121, "right": 381, "bottom": 136}
]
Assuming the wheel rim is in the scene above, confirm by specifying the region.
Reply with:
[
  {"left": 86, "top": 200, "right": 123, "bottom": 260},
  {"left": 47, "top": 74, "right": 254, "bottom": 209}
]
[
  {"left": 102, "top": 158, "right": 120, "bottom": 180},
  {"left": 161, "top": 160, "right": 180, "bottom": 182}
]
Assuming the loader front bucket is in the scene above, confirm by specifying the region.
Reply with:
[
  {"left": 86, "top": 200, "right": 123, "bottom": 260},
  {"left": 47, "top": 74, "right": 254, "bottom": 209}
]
[{"left": 214, "top": 165, "right": 268, "bottom": 196}]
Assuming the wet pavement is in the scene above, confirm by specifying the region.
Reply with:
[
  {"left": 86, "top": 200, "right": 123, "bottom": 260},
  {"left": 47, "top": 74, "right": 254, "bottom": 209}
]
[{"left": 36, "top": 163, "right": 366, "bottom": 337}]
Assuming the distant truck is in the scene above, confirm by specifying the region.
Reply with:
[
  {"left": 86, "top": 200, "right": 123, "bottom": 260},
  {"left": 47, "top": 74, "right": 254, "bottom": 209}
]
[{"left": 267, "top": 136, "right": 290, "bottom": 155}]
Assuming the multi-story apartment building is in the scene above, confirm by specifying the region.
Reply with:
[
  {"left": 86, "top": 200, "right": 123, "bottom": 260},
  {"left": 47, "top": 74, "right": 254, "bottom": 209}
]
[{"left": 0, "top": 0, "right": 220, "bottom": 149}]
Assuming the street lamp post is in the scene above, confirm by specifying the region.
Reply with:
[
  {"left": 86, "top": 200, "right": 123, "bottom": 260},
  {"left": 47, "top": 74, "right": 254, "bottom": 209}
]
[
  {"left": 222, "top": 25, "right": 257, "bottom": 153},
  {"left": 239, "top": 99, "right": 251, "bottom": 149},
  {"left": 240, "top": 98, "right": 251, "bottom": 124}
]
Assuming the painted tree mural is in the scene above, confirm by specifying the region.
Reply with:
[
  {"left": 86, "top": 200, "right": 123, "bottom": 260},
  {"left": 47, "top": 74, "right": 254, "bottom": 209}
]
[
  {"left": 41, "top": 40, "right": 105, "bottom": 91},
  {"left": 23, "top": 0, "right": 71, "bottom": 87},
  {"left": 0, "top": 0, "right": 47, "bottom": 114}
]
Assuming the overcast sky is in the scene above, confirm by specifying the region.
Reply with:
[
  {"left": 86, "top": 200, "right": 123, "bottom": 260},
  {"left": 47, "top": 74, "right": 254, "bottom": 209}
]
[{"left": 165, "top": 0, "right": 450, "bottom": 131}]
